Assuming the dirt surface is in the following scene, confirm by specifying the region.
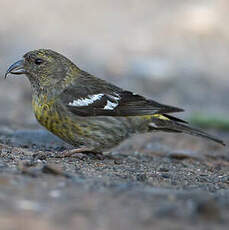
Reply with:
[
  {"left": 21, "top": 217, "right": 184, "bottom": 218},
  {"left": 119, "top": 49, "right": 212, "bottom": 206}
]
[{"left": 0, "top": 124, "right": 228, "bottom": 230}]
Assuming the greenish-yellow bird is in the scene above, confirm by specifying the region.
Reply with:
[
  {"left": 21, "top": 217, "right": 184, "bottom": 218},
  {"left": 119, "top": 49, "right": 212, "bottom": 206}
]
[{"left": 5, "top": 49, "right": 224, "bottom": 155}]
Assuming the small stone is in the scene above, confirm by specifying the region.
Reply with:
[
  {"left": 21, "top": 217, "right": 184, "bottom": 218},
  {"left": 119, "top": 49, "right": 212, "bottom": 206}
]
[
  {"left": 136, "top": 173, "right": 147, "bottom": 182},
  {"left": 158, "top": 167, "right": 169, "bottom": 172},
  {"left": 114, "top": 159, "right": 123, "bottom": 165},
  {"left": 42, "top": 164, "right": 64, "bottom": 176},
  {"left": 161, "top": 173, "right": 170, "bottom": 179}
]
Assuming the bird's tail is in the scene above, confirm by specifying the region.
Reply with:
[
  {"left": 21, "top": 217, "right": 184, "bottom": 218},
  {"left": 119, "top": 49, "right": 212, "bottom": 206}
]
[{"left": 149, "top": 114, "right": 225, "bottom": 146}]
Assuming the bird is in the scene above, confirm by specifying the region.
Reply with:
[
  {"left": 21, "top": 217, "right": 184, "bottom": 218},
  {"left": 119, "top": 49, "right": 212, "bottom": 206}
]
[{"left": 5, "top": 49, "right": 225, "bottom": 156}]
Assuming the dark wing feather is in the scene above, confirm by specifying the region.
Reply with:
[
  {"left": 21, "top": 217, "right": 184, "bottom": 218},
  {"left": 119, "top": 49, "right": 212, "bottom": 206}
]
[
  {"left": 162, "top": 114, "right": 188, "bottom": 124},
  {"left": 60, "top": 73, "right": 184, "bottom": 117}
]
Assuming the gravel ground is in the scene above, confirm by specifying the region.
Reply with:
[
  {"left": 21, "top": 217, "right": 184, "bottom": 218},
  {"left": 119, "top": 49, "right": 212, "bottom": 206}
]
[{"left": 0, "top": 124, "right": 228, "bottom": 230}]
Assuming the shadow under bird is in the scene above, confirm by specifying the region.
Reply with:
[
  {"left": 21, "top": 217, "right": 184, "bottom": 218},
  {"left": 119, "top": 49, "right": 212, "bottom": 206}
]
[{"left": 5, "top": 49, "right": 225, "bottom": 155}]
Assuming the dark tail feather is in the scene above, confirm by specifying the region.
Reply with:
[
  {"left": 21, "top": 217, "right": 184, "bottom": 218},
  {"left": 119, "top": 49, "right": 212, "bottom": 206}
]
[
  {"left": 149, "top": 118, "right": 225, "bottom": 146},
  {"left": 162, "top": 114, "right": 188, "bottom": 124}
]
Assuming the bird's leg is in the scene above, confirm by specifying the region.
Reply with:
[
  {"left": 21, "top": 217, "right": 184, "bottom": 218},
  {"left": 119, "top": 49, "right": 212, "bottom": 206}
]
[{"left": 54, "top": 147, "right": 105, "bottom": 160}]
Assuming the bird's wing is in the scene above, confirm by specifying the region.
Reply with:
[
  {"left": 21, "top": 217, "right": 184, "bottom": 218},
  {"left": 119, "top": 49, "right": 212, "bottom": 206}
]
[{"left": 60, "top": 73, "right": 184, "bottom": 117}]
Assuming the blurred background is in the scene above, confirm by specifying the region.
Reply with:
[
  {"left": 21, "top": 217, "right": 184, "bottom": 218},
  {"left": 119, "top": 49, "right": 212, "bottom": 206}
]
[{"left": 0, "top": 0, "right": 229, "bottom": 129}]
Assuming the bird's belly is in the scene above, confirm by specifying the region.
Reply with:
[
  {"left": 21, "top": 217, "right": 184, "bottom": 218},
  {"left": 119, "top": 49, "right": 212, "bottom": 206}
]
[
  {"left": 31, "top": 99, "right": 118, "bottom": 149},
  {"left": 32, "top": 99, "right": 77, "bottom": 143},
  {"left": 32, "top": 99, "right": 150, "bottom": 151}
]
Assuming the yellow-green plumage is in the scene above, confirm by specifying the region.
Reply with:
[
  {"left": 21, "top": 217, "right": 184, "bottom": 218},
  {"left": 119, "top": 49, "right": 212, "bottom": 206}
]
[
  {"left": 32, "top": 96, "right": 82, "bottom": 145},
  {"left": 5, "top": 49, "right": 224, "bottom": 153},
  {"left": 32, "top": 92, "right": 154, "bottom": 151}
]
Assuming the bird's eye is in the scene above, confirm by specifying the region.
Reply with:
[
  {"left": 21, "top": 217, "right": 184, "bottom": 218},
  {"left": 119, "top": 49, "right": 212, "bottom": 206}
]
[{"left": 34, "top": 58, "right": 44, "bottom": 65}]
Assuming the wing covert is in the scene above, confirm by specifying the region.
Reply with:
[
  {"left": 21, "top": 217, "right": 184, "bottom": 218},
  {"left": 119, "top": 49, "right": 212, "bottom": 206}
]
[{"left": 60, "top": 73, "right": 183, "bottom": 117}]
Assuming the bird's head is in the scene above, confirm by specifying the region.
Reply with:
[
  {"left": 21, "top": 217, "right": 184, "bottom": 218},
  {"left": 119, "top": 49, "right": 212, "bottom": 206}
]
[{"left": 5, "top": 49, "right": 77, "bottom": 90}]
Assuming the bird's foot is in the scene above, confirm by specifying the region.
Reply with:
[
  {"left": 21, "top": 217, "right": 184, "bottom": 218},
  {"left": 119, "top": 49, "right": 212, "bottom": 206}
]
[{"left": 54, "top": 147, "right": 105, "bottom": 160}]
